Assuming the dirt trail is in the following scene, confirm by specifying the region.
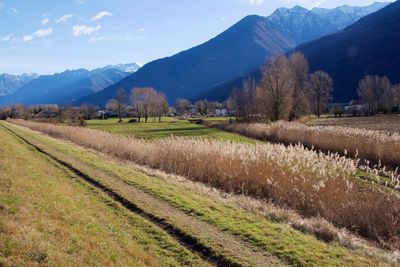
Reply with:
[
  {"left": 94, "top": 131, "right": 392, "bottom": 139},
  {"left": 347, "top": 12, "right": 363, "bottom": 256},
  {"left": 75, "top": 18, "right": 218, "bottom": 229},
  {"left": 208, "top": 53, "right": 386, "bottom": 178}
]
[{"left": 2, "top": 123, "right": 286, "bottom": 267}]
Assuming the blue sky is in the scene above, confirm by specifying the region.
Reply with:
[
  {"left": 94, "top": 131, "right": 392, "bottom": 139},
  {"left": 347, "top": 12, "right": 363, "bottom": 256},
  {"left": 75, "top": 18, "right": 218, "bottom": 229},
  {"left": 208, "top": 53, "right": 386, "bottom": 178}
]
[{"left": 0, "top": 0, "right": 391, "bottom": 74}]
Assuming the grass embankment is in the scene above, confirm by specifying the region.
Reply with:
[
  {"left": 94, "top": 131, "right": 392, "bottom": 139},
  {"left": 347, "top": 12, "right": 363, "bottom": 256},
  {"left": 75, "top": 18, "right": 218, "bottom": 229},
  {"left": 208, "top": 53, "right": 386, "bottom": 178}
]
[
  {"left": 4, "top": 121, "right": 398, "bottom": 266},
  {"left": 87, "top": 118, "right": 256, "bottom": 143},
  {"left": 12, "top": 119, "right": 400, "bottom": 248},
  {"left": 0, "top": 125, "right": 208, "bottom": 267}
]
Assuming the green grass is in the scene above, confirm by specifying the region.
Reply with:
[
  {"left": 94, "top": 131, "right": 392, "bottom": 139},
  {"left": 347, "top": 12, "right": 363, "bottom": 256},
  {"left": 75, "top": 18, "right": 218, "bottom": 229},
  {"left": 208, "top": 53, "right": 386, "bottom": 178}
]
[
  {"left": 0, "top": 124, "right": 208, "bottom": 267},
  {"left": 9, "top": 122, "right": 390, "bottom": 267},
  {"left": 87, "top": 118, "right": 256, "bottom": 143}
]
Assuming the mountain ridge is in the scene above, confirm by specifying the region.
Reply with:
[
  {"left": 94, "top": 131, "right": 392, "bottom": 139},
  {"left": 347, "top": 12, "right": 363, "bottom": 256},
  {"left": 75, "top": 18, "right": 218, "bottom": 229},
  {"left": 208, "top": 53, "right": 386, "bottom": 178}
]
[
  {"left": 0, "top": 63, "right": 141, "bottom": 106},
  {"left": 76, "top": 2, "right": 388, "bottom": 106}
]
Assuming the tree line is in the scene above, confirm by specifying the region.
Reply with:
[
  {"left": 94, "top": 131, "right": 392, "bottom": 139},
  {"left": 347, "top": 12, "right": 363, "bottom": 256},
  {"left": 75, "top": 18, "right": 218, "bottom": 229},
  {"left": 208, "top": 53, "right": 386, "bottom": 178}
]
[
  {"left": 357, "top": 75, "right": 400, "bottom": 115},
  {"left": 106, "top": 87, "right": 169, "bottom": 123},
  {"left": 229, "top": 53, "right": 333, "bottom": 122}
]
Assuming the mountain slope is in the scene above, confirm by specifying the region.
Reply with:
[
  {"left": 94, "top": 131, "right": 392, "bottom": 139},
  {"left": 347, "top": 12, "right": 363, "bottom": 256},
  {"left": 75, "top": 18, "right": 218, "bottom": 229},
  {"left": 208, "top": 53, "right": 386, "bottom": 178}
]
[
  {"left": 75, "top": 15, "right": 294, "bottom": 106},
  {"left": 0, "top": 73, "right": 38, "bottom": 97},
  {"left": 295, "top": 0, "right": 400, "bottom": 102},
  {"left": 77, "top": 3, "right": 387, "bottom": 106},
  {"left": 200, "top": 2, "right": 392, "bottom": 102},
  {"left": 0, "top": 64, "right": 140, "bottom": 106}
]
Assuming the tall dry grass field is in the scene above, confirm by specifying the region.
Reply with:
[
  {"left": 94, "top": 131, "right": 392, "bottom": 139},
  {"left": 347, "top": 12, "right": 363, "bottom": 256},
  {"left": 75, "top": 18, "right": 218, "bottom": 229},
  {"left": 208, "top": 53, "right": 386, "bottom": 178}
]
[
  {"left": 9, "top": 120, "right": 400, "bottom": 249},
  {"left": 205, "top": 121, "right": 400, "bottom": 170}
]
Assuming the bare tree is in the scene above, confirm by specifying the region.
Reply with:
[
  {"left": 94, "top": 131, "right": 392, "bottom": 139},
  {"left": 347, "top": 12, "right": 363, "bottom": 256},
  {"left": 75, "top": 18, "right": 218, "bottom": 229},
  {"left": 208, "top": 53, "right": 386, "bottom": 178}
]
[
  {"left": 230, "top": 79, "right": 257, "bottom": 121},
  {"left": 288, "top": 52, "right": 310, "bottom": 121},
  {"left": 307, "top": 71, "right": 333, "bottom": 117},
  {"left": 131, "top": 87, "right": 159, "bottom": 122},
  {"left": 14, "top": 104, "right": 29, "bottom": 119},
  {"left": 257, "top": 55, "right": 294, "bottom": 121},
  {"left": 80, "top": 104, "right": 97, "bottom": 120},
  {"left": 358, "top": 75, "right": 392, "bottom": 114},
  {"left": 152, "top": 92, "right": 169, "bottom": 122},
  {"left": 175, "top": 98, "right": 191, "bottom": 115},
  {"left": 0, "top": 106, "right": 12, "bottom": 120},
  {"left": 393, "top": 84, "right": 400, "bottom": 111},
  {"left": 114, "top": 88, "right": 127, "bottom": 122},
  {"left": 195, "top": 100, "right": 207, "bottom": 116},
  {"left": 206, "top": 101, "right": 219, "bottom": 116}
]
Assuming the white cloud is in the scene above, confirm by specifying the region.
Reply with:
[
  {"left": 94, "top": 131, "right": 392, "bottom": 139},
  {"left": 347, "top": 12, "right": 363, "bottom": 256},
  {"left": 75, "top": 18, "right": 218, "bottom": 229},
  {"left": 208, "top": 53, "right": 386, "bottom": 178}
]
[
  {"left": 89, "top": 36, "right": 107, "bottom": 42},
  {"left": 75, "top": 0, "right": 86, "bottom": 4},
  {"left": 42, "top": 18, "right": 50, "bottom": 25},
  {"left": 33, "top": 28, "right": 53, "bottom": 37},
  {"left": 23, "top": 35, "right": 33, "bottom": 42},
  {"left": 72, "top": 25, "right": 102, "bottom": 37},
  {"left": 137, "top": 27, "right": 146, "bottom": 33},
  {"left": 0, "top": 34, "right": 13, "bottom": 42},
  {"left": 91, "top": 11, "right": 113, "bottom": 21},
  {"left": 56, "top": 14, "right": 73, "bottom": 23},
  {"left": 0, "top": 2, "right": 4, "bottom": 10},
  {"left": 243, "top": 0, "right": 264, "bottom": 6}
]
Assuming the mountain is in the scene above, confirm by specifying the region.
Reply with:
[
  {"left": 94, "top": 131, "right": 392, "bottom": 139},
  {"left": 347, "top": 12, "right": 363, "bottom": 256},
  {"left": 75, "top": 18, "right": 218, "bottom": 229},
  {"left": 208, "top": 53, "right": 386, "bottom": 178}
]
[
  {"left": 294, "top": 0, "right": 400, "bottom": 102},
  {"left": 75, "top": 15, "right": 293, "bottom": 106},
  {"left": 312, "top": 2, "right": 390, "bottom": 30},
  {"left": 0, "top": 73, "right": 38, "bottom": 97},
  {"left": 267, "top": 5, "right": 339, "bottom": 45},
  {"left": 199, "top": 2, "right": 391, "bottom": 102},
  {"left": 76, "top": 3, "right": 387, "bottom": 106},
  {"left": 0, "top": 63, "right": 140, "bottom": 106}
]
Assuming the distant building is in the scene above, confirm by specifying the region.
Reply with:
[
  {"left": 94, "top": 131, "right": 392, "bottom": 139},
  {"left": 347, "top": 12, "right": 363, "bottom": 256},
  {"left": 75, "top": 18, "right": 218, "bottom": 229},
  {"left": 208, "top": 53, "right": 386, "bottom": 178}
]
[
  {"left": 215, "top": 108, "right": 228, "bottom": 117},
  {"left": 96, "top": 109, "right": 118, "bottom": 119}
]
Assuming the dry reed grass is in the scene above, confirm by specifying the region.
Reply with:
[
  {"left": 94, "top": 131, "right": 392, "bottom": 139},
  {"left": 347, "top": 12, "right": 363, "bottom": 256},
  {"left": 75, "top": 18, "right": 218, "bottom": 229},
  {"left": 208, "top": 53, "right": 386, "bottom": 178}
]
[
  {"left": 205, "top": 121, "right": 400, "bottom": 172},
  {"left": 9, "top": 119, "right": 400, "bottom": 249},
  {"left": 132, "top": 163, "right": 400, "bottom": 262}
]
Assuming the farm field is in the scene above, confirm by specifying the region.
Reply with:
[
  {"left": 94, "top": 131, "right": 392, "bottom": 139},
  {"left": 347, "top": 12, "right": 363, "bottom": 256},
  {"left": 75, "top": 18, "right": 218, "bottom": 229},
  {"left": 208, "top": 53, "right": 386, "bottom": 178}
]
[
  {"left": 307, "top": 115, "right": 400, "bottom": 133},
  {"left": 1, "top": 121, "right": 396, "bottom": 266},
  {"left": 87, "top": 118, "right": 255, "bottom": 143}
]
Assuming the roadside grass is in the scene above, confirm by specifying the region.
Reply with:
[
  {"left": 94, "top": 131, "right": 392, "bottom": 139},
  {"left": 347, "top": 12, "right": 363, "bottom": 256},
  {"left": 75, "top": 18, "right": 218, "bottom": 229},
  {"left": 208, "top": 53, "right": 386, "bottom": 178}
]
[
  {"left": 0, "top": 125, "right": 208, "bottom": 267},
  {"left": 9, "top": 122, "right": 393, "bottom": 266},
  {"left": 87, "top": 118, "right": 256, "bottom": 143}
]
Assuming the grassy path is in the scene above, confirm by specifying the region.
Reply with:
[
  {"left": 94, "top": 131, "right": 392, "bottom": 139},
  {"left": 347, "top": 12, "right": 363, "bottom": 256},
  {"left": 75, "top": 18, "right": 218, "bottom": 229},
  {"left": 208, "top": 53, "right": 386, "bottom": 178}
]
[
  {"left": 0, "top": 124, "right": 209, "bottom": 266},
  {"left": 1, "top": 122, "right": 284, "bottom": 267}
]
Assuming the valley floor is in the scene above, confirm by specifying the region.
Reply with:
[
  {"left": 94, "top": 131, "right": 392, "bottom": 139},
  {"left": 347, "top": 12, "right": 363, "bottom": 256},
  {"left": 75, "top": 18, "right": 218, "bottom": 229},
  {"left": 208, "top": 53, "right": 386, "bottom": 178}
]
[{"left": 0, "top": 121, "right": 395, "bottom": 266}]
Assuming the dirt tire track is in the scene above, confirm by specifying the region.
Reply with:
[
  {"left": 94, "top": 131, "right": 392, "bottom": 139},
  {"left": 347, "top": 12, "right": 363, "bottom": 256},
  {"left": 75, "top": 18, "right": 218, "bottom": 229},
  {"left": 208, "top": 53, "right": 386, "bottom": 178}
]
[{"left": 2, "top": 123, "right": 286, "bottom": 267}]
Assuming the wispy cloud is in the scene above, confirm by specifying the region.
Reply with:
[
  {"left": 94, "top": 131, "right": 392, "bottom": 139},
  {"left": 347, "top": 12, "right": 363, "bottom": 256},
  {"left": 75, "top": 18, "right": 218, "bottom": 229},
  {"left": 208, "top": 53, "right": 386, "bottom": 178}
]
[
  {"left": 0, "top": 34, "right": 13, "bottom": 42},
  {"left": 137, "top": 27, "right": 146, "bottom": 33},
  {"left": 72, "top": 25, "right": 102, "bottom": 37},
  {"left": 21, "top": 27, "right": 53, "bottom": 43},
  {"left": 243, "top": 0, "right": 264, "bottom": 6},
  {"left": 0, "top": 2, "right": 4, "bottom": 10},
  {"left": 22, "top": 35, "right": 33, "bottom": 42},
  {"left": 42, "top": 18, "right": 50, "bottom": 25},
  {"left": 91, "top": 11, "right": 113, "bottom": 21},
  {"left": 33, "top": 28, "right": 53, "bottom": 37},
  {"left": 56, "top": 14, "right": 73, "bottom": 23}
]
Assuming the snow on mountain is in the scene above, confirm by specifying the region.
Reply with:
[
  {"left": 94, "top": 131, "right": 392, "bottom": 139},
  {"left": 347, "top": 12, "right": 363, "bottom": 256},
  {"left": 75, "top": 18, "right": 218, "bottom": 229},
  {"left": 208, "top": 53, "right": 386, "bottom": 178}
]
[
  {"left": 312, "top": 2, "right": 390, "bottom": 29},
  {"left": 0, "top": 73, "right": 38, "bottom": 96}
]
